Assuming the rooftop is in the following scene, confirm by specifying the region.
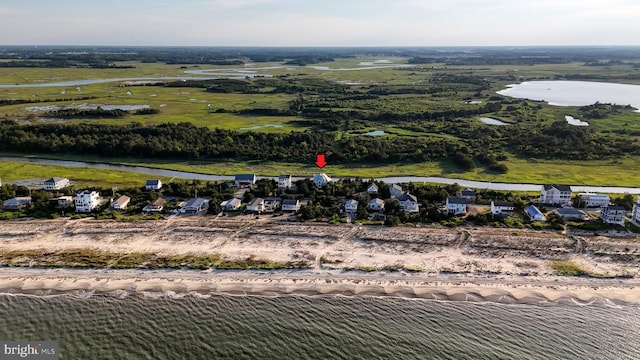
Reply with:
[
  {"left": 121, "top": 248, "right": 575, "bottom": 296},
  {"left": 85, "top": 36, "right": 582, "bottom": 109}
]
[
  {"left": 447, "top": 197, "right": 468, "bottom": 205},
  {"left": 543, "top": 184, "right": 572, "bottom": 192},
  {"left": 555, "top": 207, "right": 586, "bottom": 217},
  {"left": 398, "top": 193, "right": 417, "bottom": 202},
  {"left": 184, "top": 198, "right": 208, "bottom": 208},
  {"left": 235, "top": 174, "right": 256, "bottom": 181},
  {"left": 45, "top": 177, "right": 68, "bottom": 183},
  {"left": 526, "top": 205, "right": 544, "bottom": 216},
  {"left": 493, "top": 201, "right": 514, "bottom": 207}
]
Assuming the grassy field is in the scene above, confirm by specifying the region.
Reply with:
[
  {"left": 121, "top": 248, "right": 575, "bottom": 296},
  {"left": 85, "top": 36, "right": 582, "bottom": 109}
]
[
  {"left": 3, "top": 152, "right": 640, "bottom": 188},
  {"left": 0, "top": 160, "right": 171, "bottom": 188},
  {"left": 3, "top": 57, "right": 640, "bottom": 187}
]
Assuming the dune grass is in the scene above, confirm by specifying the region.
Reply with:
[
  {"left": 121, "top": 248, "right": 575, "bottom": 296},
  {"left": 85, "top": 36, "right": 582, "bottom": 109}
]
[{"left": 0, "top": 248, "right": 309, "bottom": 270}]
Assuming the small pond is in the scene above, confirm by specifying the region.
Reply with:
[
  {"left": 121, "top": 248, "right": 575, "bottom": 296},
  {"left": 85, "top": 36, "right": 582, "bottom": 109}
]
[
  {"left": 480, "top": 117, "right": 509, "bottom": 126},
  {"left": 238, "top": 124, "right": 284, "bottom": 130}
]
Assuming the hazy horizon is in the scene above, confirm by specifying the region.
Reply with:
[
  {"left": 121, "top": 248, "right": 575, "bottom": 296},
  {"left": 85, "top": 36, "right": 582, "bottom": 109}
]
[{"left": 1, "top": 0, "right": 639, "bottom": 47}]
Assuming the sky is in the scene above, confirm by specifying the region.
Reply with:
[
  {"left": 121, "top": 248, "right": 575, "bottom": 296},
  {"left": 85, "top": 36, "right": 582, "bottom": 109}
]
[{"left": 0, "top": 0, "right": 639, "bottom": 46}]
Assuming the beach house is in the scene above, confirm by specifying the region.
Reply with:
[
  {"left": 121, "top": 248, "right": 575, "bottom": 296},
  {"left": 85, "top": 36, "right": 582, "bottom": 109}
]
[
  {"left": 221, "top": 198, "right": 242, "bottom": 211},
  {"left": 525, "top": 205, "right": 546, "bottom": 221},
  {"left": 398, "top": 193, "right": 419, "bottom": 213},
  {"left": 313, "top": 174, "right": 332, "bottom": 188},
  {"left": 491, "top": 201, "right": 514, "bottom": 215},
  {"left": 344, "top": 199, "right": 358, "bottom": 213},
  {"left": 282, "top": 199, "right": 301, "bottom": 212},
  {"left": 446, "top": 197, "right": 468, "bottom": 215},
  {"left": 578, "top": 193, "right": 610, "bottom": 208},
  {"left": 247, "top": 198, "right": 265, "bottom": 212},
  {"left": 368, "top": 198, "right": 385, "bottom": 212},
  {"left": 181, "top": 198, "right": 209, "bottom": 214},
  {"left": 278, "top": 175, "right": 292, "bottom": 190},
  {"left": 599, "top": 205, "right": 625, "bottom": 225},
  {"left": 145, "top": 179, "right": 162, "bottom": 190},
  {"left": 540, "top": 185, "right": 572, "bottom": 206},
  {"left": 111, "top": 195, "right": 131, "bottom": 210},
  {"left": 2, "top": 197, "right": 32, "bottom": 211},
  {"left": 234, "top": 174, "right": 256, "bottom": 188},
  {"left": 75, "top": 190, "right": 100, "bottom": 213},
  {"left": 459, "top": 188, "right": 477, "bottom": 203},
  {"left": 390, "top": 184, "right": 403, "bottom": 199},
  {"left": 43, "top": 177, "right": 70, "bottom": 191},
  {"left": 143, "top": 198, "right": 165, "bottom": 213}
]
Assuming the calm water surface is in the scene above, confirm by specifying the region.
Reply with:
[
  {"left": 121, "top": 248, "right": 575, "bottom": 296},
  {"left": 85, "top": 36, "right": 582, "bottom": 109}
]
[
  {"left": 0, "top": 294, "right": 638, "bottom": 360},
  {"left": 497, "top": 80, "right": 640, "bottom": 110}
]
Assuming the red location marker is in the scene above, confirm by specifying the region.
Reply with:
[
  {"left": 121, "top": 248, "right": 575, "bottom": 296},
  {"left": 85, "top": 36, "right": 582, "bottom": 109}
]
[{"left": 315, "top": 154, "right": 327, "bottom": 168}]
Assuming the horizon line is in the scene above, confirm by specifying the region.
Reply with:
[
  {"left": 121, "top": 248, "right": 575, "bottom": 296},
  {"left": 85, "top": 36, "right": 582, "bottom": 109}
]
[{"left": 2, "top": 44, "right": 640, "bottom": 49}]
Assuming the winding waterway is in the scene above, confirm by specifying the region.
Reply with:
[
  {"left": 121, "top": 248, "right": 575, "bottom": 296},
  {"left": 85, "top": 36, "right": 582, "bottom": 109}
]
[{"left": 2, "top": 157, "right": 639, "bottom": 194}]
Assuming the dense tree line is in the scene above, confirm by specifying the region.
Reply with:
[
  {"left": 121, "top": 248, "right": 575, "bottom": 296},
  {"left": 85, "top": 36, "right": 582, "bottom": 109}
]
[
  {"left": 502, "top": 121, "right": 640, "bottom": 160},
  {"left": 0, "top": 121, "right": 333, "bottom": 161},
  {"left": 43, "top": 108, "right": 129, "bottom": 119},
  {"left": 0, "top": 96, "right": 97, "bottom": 107}
]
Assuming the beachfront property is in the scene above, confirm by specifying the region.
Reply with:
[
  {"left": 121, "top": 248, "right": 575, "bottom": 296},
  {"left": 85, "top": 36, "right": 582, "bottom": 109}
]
[
  {"left": 282, "top": 199, "right": 301, "bottom": 212},
  {"left": 446, "top": 197, "right": 468, "bottom": 215},
  {"left": 368, "top": 198, "right": 385, "bottom": 212},
  {"left": 389, "top": 184, "right": 403, "bottom": 199},
  {"left": 221, "top": 198, "right": 242, "bottom": 211},
  {"left": 145, "top": 179, "right": 162, "bottom": 190},
  {"left": 235, "top": 174, "right": 256, "bottom": 188},
  {"left": 459, "top": 188, "right": 477, "bottom": 203},
  {"left": 539, "top": 185, "right": 572, "bottom": 205},
  {"left": 344, "top": 199, "right": 358, "bottom": 213},
  {"left": 632, "top": 200, "right": 640, "bottom": 224},
  {"left": 181, "top": 198, "right": 209, "bottom": 214},
  {"left": 525, "top": 205, "right": 546, "bottom": 221},
  {"left": 143, "top": 198, "right": 165, "bottom": 212},
  {"left": 599, "top": 205, "right": 625, "bottom": 225},
  {"left": 578, "top": 193, "right": 611, "bottom": 208},
  {"left": 278, "top": 175, "right": 292, "bottom": 190},
  {"left": 2, "top": 197, "right": 32, "bottom": 211},
  {"left": 111, "top": 195, "right": 131, "bottom": 210},
  {"left": 554, "top": 207, "right": 588, "bottom": 221},
  {"left": 43, "top": 177, "right": 70, "bottom": 191},
  {"left": 247, "top": 197, "right": 265, "bottom": 212},
  {"left": 398, "top": 193, "right": 419, "bottom": 213},
  {"left": 263, "top": 197, "right": 282, "bottom": 212},
  {"left": 313, "top": 173, "right": 332, "bottom": 188},
  {"left": 367, "top": 182, "right": 379, "bottom": 194},
  {"left": 75, "top": 190, "right": 100, "bottom": 212},
  {"left": 491, "top": 201, "right": 514, "bottom": 216},
  {"left": 52, "top": 196, "right": 74, "bottom": 209}
]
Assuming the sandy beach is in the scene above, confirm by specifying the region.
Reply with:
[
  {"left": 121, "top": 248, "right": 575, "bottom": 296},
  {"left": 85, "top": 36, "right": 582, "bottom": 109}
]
[{"left": 1, "top": 217, "right": 639, "bottom": 303}]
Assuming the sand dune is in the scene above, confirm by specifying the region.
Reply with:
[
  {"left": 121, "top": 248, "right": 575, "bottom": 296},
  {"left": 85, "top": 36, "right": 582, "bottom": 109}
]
[{"left": 1, "top": 217, "right": 639, "bottom": 303}]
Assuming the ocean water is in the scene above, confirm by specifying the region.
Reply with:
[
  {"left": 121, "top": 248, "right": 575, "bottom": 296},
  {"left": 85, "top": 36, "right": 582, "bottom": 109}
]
[{"left": 0, "top": 293, "right": 639, "bottom": 360}]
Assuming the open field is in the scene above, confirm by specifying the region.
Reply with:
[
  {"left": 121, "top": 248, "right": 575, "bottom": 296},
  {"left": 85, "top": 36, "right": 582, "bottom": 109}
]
[
  {"left": 3, "top": 153, "right": 640, "bottom": 188},
  {"left": 0, "top": 160, "right": 171, "bottom": 188},
  {"left": 2, "top": 52, "right": 640, "bottom": 185}
]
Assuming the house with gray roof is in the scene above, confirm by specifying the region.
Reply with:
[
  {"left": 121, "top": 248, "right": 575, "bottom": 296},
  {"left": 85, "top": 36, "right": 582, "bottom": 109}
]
[
  {"left": 540, "top": 185, "right": 572, "bottom": 205},
  {"left": 44, "top": 177, "right": 70, "bottom": 191}
]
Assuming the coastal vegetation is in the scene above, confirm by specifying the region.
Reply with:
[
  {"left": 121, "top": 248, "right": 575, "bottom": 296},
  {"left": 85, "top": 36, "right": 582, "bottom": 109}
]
[
  {"left": 2, "top": 47, "right": 640, "bottom": 184},
  {"left": 0, "top": 248, "right": 309, "bottom": 270}
]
